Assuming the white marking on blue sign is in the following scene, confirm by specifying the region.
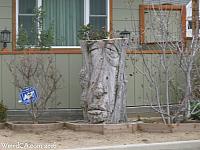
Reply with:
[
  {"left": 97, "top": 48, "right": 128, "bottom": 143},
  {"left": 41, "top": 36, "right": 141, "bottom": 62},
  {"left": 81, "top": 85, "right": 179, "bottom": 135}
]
[{"left": 19, "top": 87, "right": 38, "bottom": 105}]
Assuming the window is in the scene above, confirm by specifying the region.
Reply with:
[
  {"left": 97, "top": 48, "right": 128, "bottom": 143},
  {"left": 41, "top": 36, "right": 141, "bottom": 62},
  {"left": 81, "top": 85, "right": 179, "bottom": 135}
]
[
  {"left": 186, "top": 20, "right": 200, "bottom": 30},
  {"left": 186, "top": 20, "right": 200, "bottom": 37},
  {"left": 89, "top": 0, "right": 108, "bottom": 30},
  {"left": 17, "top": 0, "right": 39, "bottom": 45},
  {"left": 187, "top": 20, "right": 192, "bottom": 29},
  {"left": 144, "top": 10, "right": 182, "bottom": 43},
  {"left": 43, "top": 0, "right": 84, "bottom": 46},
  {"left": 139, "top": 5, "right": 186, "bottom": 44},
  {"left": 16, "top": 0, "right": 110, "bottom": 48}
]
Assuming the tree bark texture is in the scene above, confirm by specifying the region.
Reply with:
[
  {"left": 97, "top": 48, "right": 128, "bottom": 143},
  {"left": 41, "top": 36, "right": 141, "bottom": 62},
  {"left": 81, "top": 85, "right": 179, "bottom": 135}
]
[{"left": 80, "top": 38, "right": 128, "bottom": 124}]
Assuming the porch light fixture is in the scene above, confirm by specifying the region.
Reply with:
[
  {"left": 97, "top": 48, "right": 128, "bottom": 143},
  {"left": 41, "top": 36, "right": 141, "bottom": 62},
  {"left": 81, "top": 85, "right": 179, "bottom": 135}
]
[
  {"left": 119, "top": 30, "right": 131, "bottom": 40},
  {"left": 1, "top": 28, "right": 11, "bottom": 48}
]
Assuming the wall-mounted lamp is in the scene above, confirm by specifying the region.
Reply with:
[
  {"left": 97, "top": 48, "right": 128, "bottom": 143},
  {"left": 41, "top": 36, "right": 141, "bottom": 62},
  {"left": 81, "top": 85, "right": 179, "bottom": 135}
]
[
  {"left": 1, "top": 28, "right": 11, "bottom": 49},
  {"left": 119, "top": 30, "right": 131, "bottom": 40}
]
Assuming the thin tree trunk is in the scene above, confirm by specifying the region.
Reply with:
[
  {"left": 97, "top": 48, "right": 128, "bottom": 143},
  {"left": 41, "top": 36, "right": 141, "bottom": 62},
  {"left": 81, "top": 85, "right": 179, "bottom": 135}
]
[
  {"left": 165, "top": 69, "right": 171, "bottom": 124},
  {"left": 80, "top": 39, "right": 128, "bottom": 124},
  {"left": 185, "top": 65, "right": 193, "bottom": 119}
]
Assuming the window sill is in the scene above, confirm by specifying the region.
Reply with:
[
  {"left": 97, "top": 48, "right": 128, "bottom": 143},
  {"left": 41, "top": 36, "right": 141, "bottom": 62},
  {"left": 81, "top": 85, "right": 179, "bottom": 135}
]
[
  {"left": 186, "top": 37, "right": 200, "bottom": 40},
  {"left": 0, "top": 48, "right": 176, "bottom": 55},
  {"left": 0, "top": 48, "right": 82, "bottom": 55},
  {"left": 127, "top": 50, "right": 176, "bottom": 54}
]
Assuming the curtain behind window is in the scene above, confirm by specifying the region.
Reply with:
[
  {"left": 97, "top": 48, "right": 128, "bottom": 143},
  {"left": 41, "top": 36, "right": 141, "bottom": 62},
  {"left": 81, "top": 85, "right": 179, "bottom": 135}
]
[{"left": 43, "top": 0, "right": 84, "bottom": 46}]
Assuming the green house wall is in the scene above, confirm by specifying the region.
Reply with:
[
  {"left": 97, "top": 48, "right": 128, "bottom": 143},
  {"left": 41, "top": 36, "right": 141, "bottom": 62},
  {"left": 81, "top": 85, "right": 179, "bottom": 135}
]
[
  {"left": 0, "top": 0, "right": 181, "bottom": 109},
  {"left": 0, "top": 54, "right": 181, "bottom": 109},
  {"left": 0, "top": 0, "right": 12, "bottom": 50}
]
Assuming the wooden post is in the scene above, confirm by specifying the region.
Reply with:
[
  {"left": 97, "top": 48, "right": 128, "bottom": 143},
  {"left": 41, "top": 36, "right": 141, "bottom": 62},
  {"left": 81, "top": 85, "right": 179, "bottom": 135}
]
[{"left": 192, "top": 0, "right": 199, "bottom": 37}]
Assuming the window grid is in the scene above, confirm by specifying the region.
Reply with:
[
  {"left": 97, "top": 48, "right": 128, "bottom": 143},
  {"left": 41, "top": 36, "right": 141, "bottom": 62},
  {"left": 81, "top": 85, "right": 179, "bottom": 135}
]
[{"left": 16, "top": 0, "right": 110, "bottom": 48}]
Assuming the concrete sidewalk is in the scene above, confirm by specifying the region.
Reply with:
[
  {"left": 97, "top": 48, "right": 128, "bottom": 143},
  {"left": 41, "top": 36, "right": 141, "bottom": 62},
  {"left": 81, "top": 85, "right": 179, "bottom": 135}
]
[{"left": 64, "top": 140, "right": 200, "bottom": 150}]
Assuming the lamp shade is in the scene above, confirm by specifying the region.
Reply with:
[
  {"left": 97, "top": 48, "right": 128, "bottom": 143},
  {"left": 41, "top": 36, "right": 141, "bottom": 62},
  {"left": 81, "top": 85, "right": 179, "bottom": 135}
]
[
  {"left": 119, "top": 30, "right": 131, "bottom": 39},
  {"left": 1, "top": 29, "right": 11, "bottom": 43}
]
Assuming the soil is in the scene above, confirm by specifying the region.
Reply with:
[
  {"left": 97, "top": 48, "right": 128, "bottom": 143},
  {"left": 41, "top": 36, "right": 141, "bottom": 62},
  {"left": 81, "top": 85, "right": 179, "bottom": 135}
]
[{"left": 0, "top": 127, "right": 200, "bottom": 150}]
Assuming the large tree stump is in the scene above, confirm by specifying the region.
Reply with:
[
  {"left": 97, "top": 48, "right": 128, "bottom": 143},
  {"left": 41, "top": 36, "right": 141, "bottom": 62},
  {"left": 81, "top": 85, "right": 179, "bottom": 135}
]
[{"left": 80, "top": 38, "right": 128, "bottom": 124}]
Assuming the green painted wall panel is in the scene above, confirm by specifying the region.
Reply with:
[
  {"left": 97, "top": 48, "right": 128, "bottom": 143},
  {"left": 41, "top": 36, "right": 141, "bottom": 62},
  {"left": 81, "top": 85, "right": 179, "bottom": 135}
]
[
  {"left": 142, "top": 55, "right": 152, "bottom": 106},
  {"left": 0, "top": 0, "right": 182, "bottom": 110},
  {"left": 112, "top": 20, "right": 139, "bottom": 32},
  {"left": 150, "top": 54, "right": 161, "bottom": 105},
  {"left": 55, "top": 54, "right": 70, "bottom": 108},
  {"left": 133, "top": 55, "right": 145, "bottom": 106},
  {"left": 0, "top": 6, "right": 12, "bottom": 18},
  {"left": 0, "top": 0, "right": 12, "bottom": 7},
  {"left": 12, "top": 55, "right": 25, "bottom": 109},
  {"left": 0, "top": 0, "right": 12, "bottom": 51},
  {"left": 0, "top": 55, "right": 2, "bottom": 101},
  {"left": 0, "top": 19, "right": 12, "bottom": 31},
  {"left": 0, "top": 54, "right": 181, "bottom": 109},
  {"left": 69, "top": 55, "right": 82, "bottom": 108},
  {"left": 113, "top": 0, "right": 141, "bottom": 9},
  {"left": 44, "top": 54, "right": 57, "bottom": 108},
  {"left": 149, "top": 54, "right": 156, "bottom": 105},
  {"left": 113, "top": 9, "right": 139, "bottom": 21},
  {"left": 1, "top": 56, "right": 16, "bottom": 109},
  {"left": 112, "top": 0, "right": 142, "bottom": 36},
  {"left": 167, "top": 55, "right": 184, "bottom": 104},
  {"left": 126, "top": 58, "right": 135, "bottom": 106}
]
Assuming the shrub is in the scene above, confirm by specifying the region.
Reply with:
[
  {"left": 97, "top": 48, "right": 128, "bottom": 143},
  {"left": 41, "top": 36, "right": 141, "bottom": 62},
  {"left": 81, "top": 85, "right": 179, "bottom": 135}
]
[
  {"left": 9, "top": 55, "right": 62, "bottom": 124},
  {"left": 78, "top": 24, "right": 109, "bottom": 40},
  {"left": 190, "top": 100, "right": 200, "bottom": 120},
  {"left": 0, "top": 101, "right": 7, "bottom": 122},
  {"left": 17, "top": 25, "right": 29, "bottom": 50}
]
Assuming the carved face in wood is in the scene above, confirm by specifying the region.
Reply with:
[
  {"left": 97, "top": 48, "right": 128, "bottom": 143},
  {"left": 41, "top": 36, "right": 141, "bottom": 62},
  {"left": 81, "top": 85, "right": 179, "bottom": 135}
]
[
  {"left": 86, "top": 40, "right": 120, "bottom": 123},
  {"left": 80, "top": 39, "right": 127, "bottom": 124}
]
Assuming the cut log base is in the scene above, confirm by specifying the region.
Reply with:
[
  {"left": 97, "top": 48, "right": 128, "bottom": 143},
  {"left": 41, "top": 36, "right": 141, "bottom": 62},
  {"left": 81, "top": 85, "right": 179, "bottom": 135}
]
[{"left": 80, "top": 38, "right": 128, "bottom": 124}]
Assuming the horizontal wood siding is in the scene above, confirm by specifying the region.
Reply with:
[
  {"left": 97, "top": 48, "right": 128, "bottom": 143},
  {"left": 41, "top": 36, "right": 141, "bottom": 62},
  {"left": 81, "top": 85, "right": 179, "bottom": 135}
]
[
  {"left": 0, "top": 0, "right": 12, "bottom": 50},
  {"left": 112, "top": 0, "right": 143, "bottom": 38},
  {"left": 0, "top": 56, "right": 2, "bottom": 103}
]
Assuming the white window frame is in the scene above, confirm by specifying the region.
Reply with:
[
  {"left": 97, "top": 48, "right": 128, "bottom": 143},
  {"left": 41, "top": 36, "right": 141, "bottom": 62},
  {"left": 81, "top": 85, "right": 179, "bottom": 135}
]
[{"left": 16, "top": 0, "right": 110, "bottom": 48}]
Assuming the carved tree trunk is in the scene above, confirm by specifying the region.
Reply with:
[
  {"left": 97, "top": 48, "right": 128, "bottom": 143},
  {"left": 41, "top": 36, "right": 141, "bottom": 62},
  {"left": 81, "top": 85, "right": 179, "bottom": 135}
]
[{"left": 80, "top": 38, "right": 128, "bottom": 124}]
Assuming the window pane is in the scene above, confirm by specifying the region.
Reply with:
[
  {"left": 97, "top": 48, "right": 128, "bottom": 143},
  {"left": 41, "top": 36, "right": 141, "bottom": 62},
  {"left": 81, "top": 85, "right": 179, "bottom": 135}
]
[
  {"left": 19, "top": 16, "right": 37, "bottom": 44},
  {"left": 90, "top": 0, "right": 106, "bottom": 15},
  {"left": 90, "top": 17, "right": 107, "bottom": 30},
  {"left": 43, "top": 0, "right": 84, "bottom": 46},
  {"left": 19, "top": 0, "right": 36, "bottom": 14},
  {"left": 144, "top": 10, "right": 181, "bottom": 43},
  {"left": 188, "top": 21, "right": 192, "bottom": 29}
]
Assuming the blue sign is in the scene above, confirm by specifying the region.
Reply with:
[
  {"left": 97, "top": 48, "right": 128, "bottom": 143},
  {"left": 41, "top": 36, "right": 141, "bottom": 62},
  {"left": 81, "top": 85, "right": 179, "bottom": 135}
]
[{"left": 19, "top": 87, "right": 38, "bottom": 105}]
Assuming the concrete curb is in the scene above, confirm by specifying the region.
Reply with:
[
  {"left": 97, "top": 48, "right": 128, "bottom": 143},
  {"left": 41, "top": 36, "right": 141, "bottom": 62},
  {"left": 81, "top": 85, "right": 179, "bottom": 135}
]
[
  {"left": 6, "top": 121, "right": 64, "bottom": 132},
  {"left": 65, "top": 121, "right": 139, "bottom": 134},
  {"left": 63, "top": 140, "right": 200, "bottom": 150}
]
